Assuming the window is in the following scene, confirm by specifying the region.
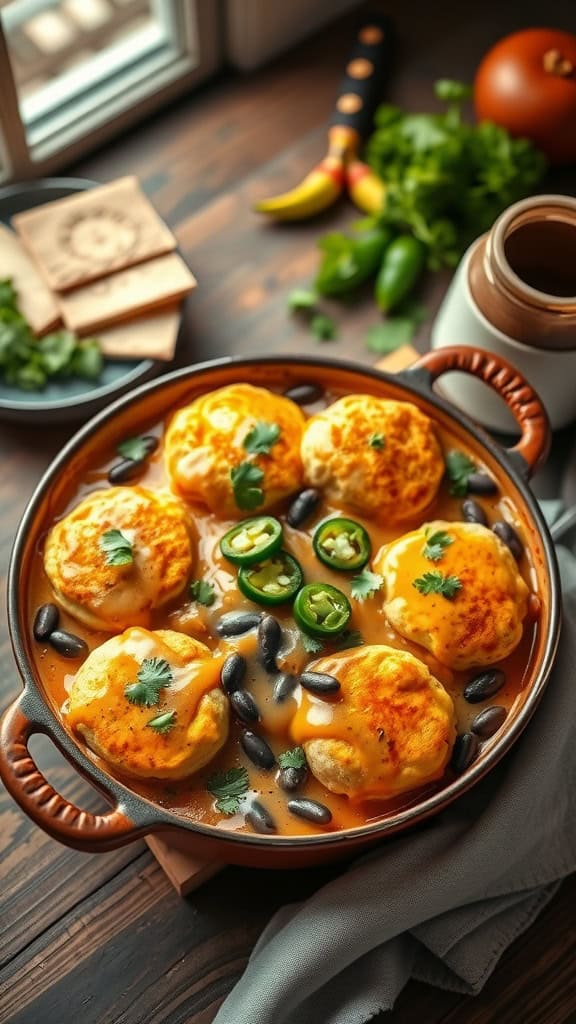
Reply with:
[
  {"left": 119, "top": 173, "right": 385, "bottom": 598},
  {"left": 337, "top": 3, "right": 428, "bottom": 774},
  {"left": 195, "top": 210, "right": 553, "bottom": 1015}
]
[{"left": 0, "top": 0, "right": 221, "bottom": 181}]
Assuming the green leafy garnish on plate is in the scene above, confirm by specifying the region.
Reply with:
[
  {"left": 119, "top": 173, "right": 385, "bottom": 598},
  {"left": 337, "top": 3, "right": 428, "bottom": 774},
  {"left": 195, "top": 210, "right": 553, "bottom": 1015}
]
[
  {"left": 301, "top": 632, "right": 324, "bottom": 655},
  {"left": 190, "top": 579, "right": 216, "bottom": 607},
  {"left": 368, "top": 432, "right": 386, "bottom": 450},
  {"left": 287, "top": 288, "right": 317, "bottom": 312},
  {"left": 231, "top": 461, "right": 265, "bottom": 510},
  {"left": 310, "top": 313, "right": 337, "bottom": 341},
  {"left": 413, "top": 570, "right": 462, "bottom": 599},
  {"left": 147, "top": 710, "right": 176, "bottom": 734},
  {"left": 99, "top": 528, "right": 134, "bottom": 566},
  {"left": 117, "top": 436, "right": 149, "bottom": 461},
  {"left": 333, "top": 628, "right": 365, "bottom": 651},
  {"left": 445, "top": 450, "right": 476, "bottom": 496},
  {"left": 350, "top": 568, "right": 384, "bottom": 601},
  {"left": 207, "top": 766, "right": 249, "bottom": 815},
  {"left": 243, "top": 421, "right": 281, "bottom": 456},
  {"left": 278, "top": 746, "right": 307, "bottom": 770},
  {"left": 124, "top": 657, "right": 173, "bottom": 707},
  {"left": 422, "top": 529, "right": 453, "bottom": 562}
]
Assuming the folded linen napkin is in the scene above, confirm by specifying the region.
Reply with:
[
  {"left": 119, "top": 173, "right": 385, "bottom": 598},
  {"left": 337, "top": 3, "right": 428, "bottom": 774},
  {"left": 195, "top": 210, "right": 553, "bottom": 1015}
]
[{"left": 215, "top": 502, "right": 576, "bottom": 1024}]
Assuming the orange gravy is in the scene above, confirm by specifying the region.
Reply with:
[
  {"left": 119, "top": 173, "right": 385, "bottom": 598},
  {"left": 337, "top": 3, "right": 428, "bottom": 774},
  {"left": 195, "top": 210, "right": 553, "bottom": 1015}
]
[{"left": 28, "top": 393, "right": 538, "bottom": 838}]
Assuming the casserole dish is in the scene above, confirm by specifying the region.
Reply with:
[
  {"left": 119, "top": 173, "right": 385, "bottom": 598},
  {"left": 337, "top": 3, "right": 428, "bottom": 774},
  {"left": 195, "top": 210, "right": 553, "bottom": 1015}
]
[{"left": 0, "top": 347, "right": 560, "bottom": 867}]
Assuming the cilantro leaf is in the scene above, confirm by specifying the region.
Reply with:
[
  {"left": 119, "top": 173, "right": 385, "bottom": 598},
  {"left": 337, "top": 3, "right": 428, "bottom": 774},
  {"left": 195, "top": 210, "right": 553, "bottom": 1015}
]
[
  {"left": 301, "top": 632, "right": 324, "bottom": 655},
  {"left": 207, "top": 766, "right": 249, "bottom": 815},
  {"left": 147, "top": 710, "right": 176, "bottom": 734},
  {"left": 278, "top": 746, "right": 307, "bottom": 770},
  {"left": 368, "top": 432, "right": 386, "bottom": 450},
  {"left": 310, "top": 313, "right": 337, "bottom": 341},
  {"left": 99, "top": 528, "right": 134, "bottom": 566},
  {"left": 422, "top": 529, "right": 453, "bottom": 562},
  {"left": 288, "top": 288, "right": 317, "bottom": 312},
  {"left": 445, "top": 450, "right": 476, "bottom": 496},
  {"left": 124, "top": 657, "right": 173, "bottom": 707},
  {"left": 333, "top": 628, "right": 365, "bottom": 651},
  {"left": 231, "top": 461, "right": 265, "bottom": 510},
  {"left": 243, "top": 421, "right": 281, "bottom": 456},
  {"left": 117, "top": 436, "right": 149, "bottom": 461},
  {"left": 350, "top": 568, "right": 383, "bottom": 601},
  {"left": 366, "top": 318, "right": 415, "bottom": 353},
  {"left": 0, "top": 279, "right": 18, "bottom": 310},
  {"left": 413, "top": 570, "right": 462, "bottom": 599},
  {"left": 190, "top": 579, "right": 216, "bottom": 607}
]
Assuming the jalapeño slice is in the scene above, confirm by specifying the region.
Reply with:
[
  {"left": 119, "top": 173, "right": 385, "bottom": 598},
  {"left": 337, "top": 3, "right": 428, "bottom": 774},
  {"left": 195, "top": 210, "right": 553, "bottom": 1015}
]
[
  {"left": 293, "top": 583, "right": 352, "bottom": 637},
  {"left": 237, "top": 550, "right": 303, "bottom": 606},
  {"left": 313, "top": 517, "right": 371, "bottom": 571},
  {"left": 220, "top": 516, "right": 283, "bottom": 566}
]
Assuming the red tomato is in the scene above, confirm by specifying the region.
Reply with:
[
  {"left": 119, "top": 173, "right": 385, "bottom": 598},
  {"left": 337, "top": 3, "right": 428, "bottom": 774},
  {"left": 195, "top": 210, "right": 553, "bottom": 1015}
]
[{"left": 474, "top": 28, "right": 576, "bottom": 164}]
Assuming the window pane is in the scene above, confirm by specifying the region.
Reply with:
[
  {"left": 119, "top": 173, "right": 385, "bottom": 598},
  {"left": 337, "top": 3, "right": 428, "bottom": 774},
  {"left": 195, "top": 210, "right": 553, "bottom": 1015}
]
[{"left": 0, "top": 0, "right": 198, "bottom": 151}]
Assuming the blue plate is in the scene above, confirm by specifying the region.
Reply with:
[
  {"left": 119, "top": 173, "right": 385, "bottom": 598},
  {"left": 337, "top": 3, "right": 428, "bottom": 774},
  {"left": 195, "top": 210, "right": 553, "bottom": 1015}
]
[{"left": 0, "top": 178, "right": 158, "bottom": 423}]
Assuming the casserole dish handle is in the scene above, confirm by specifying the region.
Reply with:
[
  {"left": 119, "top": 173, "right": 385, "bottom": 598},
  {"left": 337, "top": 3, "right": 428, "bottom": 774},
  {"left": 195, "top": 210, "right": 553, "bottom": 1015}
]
[
  {"left": 0, "top": 696, "right": 145, "bottom": 852},
  {"left": 404, "top": 346, "right": 550, "bottom": 477}
]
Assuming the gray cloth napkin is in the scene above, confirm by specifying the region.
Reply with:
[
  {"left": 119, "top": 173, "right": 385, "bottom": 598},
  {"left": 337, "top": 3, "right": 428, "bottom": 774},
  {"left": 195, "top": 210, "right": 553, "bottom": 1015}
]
[{"left": 214, "top": 502, "right": 576, "bottom": 1024}]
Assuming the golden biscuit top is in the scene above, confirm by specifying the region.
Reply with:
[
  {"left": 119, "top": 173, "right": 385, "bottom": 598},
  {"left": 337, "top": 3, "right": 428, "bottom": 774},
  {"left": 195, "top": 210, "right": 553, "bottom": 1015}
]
[
  {"left": 300, "top": 394, "right": 444, "bottom": 521},
  {"left": 165, "top": 384, "right": 306, "bottom": 516},
  {"left": 67, "top": 628, "right": 225, "bottom": 778},
  {"left": 376, "top": 521, "right": 529, "bottom": 669},
  {"left": 290, "top": 645, "right": 455, "bottom": 799}
]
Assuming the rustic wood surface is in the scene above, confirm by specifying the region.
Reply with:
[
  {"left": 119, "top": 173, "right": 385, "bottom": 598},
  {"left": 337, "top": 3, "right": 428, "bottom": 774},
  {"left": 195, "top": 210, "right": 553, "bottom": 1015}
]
[{"left": 1, "top": 1, "right": 575, "bottom": 1021}]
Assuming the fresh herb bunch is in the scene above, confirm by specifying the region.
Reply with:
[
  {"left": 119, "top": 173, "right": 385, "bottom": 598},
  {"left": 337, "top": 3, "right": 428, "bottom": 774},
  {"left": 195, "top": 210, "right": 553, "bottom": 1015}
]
[
  {"left": 365, "top": 80, "right": 547, "bottom": 269},
  {"left": 0, "top": 278, "right": 102, "bottom": 391}
]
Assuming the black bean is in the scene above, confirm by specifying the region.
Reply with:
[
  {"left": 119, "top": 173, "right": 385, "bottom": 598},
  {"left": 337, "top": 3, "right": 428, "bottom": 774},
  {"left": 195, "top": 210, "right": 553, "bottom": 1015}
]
[
  {"left": 286, "top": 488, "right": 321, "bottom": 529},
  {"left": 107, "top": 459, "right": 145, "bottom": 485},
  {"left": 33, "top": 603, "right": 59, "bottom": 641},
  {"left": 287, "top": 798, "right": 332, "bottom": 824},
  {"left": 492, "top": 521, "right": 523, "bottom": 561},
  {"left": 258, "top": 615, "right": 282, "bottom": 672},
  {"left": 229, "top": 689, "right": 261, "bottom": 723},
  {"left": 467, "top": 472, "right": 498, "bottom": 496},
  {"left": 273, "top": 673, "right": 298, "bottom": 703},
  {"left": 241, "top": 730, "right": 276, "bottom": 770},
  {"left": 215, "top": 611, "right": 262, "bottom": 637},
  {"left": 300, "top": 671, "right": 340, "bottom": 695},
  {"left": 470, "top": 705, "right": 507, "bottom": 738},
  {"left": 450, "top": 732, "right": 479, "bottom": 774},
  {"left": 220, "top": 653, "right": 247, "bottom": 694},
  {"left": 283, "top": 383, "right": 323, "bottom": 406},
  {"left": 462, "top": 498, "right": 488, "bottom": 527},
  {"left": 279, "top": 766, "right": 307, "bottom": 792},
  {"left": 48, "top": 630, "right": 88, "bottom": 659},
  {"left": 246, "top": 800, "right": 277, "bottom": 834},
  {"left": 463, "top": 668, "right": 506, "bottom": 704}
]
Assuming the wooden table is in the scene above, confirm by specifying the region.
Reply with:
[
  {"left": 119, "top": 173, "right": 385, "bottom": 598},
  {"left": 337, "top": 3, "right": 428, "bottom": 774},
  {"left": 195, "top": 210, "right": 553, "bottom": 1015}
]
[{"left": 1, "top": 2, "right": 575, "bottom": 1021}]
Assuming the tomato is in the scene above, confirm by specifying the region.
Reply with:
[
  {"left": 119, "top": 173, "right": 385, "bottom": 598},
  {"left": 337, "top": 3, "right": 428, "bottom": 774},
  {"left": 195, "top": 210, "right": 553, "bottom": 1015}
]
[{"left": 474, "top": 28, "right": 576, "bottom": 164}]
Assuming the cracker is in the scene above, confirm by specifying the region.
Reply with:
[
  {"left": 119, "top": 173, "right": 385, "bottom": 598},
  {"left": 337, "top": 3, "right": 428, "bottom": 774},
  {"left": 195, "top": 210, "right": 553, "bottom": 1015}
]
[
  {"left": 58, "top": 252, "right": 196, "bottom": 333},
  {"left": 12, "top": 177, "right": 176, "bottom": 291},
  {"left": 96, "top": 306, "right": 182, "bottom": 362},
  {"left": 0, "top": 223, "right": 61, "bottom": 334}
]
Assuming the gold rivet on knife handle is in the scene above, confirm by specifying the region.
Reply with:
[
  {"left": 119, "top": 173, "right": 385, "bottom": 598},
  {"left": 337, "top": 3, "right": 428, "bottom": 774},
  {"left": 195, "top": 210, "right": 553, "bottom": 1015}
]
[
  {"left": 347, "top": 58, "right": 374, "bottom": 79},
  {"left": 359, "top": 25, "right": 384, "bottom": 44},
  {"left": 337, "top": 93, "right": 363, "bottom": 114}
]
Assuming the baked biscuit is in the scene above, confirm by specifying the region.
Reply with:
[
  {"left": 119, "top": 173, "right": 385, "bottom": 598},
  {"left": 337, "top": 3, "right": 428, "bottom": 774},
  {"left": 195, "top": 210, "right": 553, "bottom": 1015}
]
[
  {"left": 291, "top": 645, "right": 455, "bottom": 800},
  {"left": 164, "top": 384, "right": 306, "bottom": 516},
  {"left": 44, "top": 487, "right": 193, "bottom": 631},
  {"left": 67, "top": 628, "right": 228, "bottom": 780},
  {"left": 375, "top": 520, "right": 529, "bottom": 669},
  {"left": 300, "top": 395, "right": 444, "bottom": 522}
]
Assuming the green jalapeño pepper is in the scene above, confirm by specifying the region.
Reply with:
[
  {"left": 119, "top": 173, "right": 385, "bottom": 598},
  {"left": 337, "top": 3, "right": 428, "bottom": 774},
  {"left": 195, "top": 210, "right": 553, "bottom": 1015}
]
[
  {"left": 315, "top": 227, "right": 393, "bottom": 298},
  {"left": 294, "top": 583, "right": 352, "bottom": 638},
  {"left": 220, "top": 516, "right": 283, "bottom": 566},
  {"left": 313, "top": 517, "right": 371, "bottom": 571},
  {"left": 374, "top": 234, "right": 427, "bottom": 312},
  {"left": 237, "top": 550, "right": 303, "bottom": 606}
]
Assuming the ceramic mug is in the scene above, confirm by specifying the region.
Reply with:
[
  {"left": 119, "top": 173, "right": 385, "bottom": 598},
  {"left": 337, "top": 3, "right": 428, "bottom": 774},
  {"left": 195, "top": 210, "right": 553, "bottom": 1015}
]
[{"left": 431, "top": 195, "right": 576, "bottom": 433}]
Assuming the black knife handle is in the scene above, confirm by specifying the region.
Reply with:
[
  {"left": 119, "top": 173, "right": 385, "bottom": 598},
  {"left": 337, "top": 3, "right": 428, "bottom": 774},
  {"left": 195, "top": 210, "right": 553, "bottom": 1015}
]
[{"left": 328, "top": 14, "right": 394, "bottom": 139}]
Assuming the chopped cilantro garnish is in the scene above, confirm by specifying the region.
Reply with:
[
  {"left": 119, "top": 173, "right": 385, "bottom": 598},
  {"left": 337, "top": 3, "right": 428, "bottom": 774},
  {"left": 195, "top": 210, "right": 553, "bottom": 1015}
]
[
  {"left": 445, "top": 450, "right": 476, "bottom": 497},
  {"left": 124, "top": 657, "right": 173, "bottom": 707},
  {"left": 243, "top": 421, "right": 281, "bottom": 456},
  {"left": 422, "top": 529, "right": 453, "bottom": 562},
  {"left": 230, "top": 461, "right": 265, "bottom": 510},
  {"left": 190, "top": 579, "right": 216, "bottom": 607},
  {"left": 278, "top": 747, "right": 307, "bottom": 770},
  {"left": 368, "top": 433, "right": 386, "bottom": 450},
  {"left": 147, "top": 710, "right": 176, "bottom": 734},
  {"left": 99, "top": 528, "right": 134, "bottom": 566},
  {"left": 207, "top": 766, "right": 249, "bottom": 815},
  {"left": 350, "top": 568, "right": 383, "bottom": 601},
  {"left": 413, "top": 570, "right": 462, "bottom": 599}
]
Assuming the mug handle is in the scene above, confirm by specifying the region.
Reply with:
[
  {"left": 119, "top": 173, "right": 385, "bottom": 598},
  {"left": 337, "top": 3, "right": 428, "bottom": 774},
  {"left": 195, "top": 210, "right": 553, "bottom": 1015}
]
[
  {"left": 403, "top": 346, "right": 550, "bottom": 477},
  {"left": 0, "top": 696, "right": 144, "bottom": 852}
]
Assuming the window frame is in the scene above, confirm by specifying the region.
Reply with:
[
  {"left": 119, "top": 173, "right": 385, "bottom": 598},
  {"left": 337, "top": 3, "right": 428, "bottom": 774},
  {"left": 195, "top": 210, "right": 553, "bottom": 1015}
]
[{"left": 0, "top": 0, "right": 222, "bottom": 182}]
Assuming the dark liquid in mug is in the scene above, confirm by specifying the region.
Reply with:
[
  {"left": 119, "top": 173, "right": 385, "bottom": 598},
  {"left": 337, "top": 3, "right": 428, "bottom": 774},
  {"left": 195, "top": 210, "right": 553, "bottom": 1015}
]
[{"left": 504, "top": 220, "right": 576, "bottom": 297}]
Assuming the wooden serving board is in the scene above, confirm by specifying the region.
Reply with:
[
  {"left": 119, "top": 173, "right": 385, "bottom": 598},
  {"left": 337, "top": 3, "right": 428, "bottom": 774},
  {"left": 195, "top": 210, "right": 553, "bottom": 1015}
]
[{"left": 146, "top": 344, "right": 419, "bottom": 893}]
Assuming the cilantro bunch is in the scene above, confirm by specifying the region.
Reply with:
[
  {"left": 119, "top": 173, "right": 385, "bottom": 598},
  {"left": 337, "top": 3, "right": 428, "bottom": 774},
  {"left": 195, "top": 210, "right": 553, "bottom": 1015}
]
[
  {"left": 366, "top": 80, "right": 547, "bottom": 270},
  {"left": 0, "top": 278, "right": 102, "bottom": 391}
]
